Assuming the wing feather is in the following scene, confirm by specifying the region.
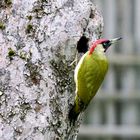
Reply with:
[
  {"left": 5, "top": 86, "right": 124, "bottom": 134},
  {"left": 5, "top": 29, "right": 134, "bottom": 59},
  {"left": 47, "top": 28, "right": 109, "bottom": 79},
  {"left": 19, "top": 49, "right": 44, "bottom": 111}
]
[{"left": 75, "top": 53, "right": 108, "bottom": 104}]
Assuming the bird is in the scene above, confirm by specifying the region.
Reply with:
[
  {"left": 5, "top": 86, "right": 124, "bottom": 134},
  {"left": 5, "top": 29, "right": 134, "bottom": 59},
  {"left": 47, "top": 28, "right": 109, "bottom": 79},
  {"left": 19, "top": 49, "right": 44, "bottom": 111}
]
[{"left": 69, "top": 37, "right": 122, "bottom": 125}]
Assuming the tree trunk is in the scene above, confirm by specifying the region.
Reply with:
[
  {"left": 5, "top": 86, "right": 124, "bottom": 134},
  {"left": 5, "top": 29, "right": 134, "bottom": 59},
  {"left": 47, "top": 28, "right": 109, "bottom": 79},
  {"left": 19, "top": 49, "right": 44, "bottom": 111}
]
[{"left": 0, "top": 0, "right": 103, "bottom": 139}]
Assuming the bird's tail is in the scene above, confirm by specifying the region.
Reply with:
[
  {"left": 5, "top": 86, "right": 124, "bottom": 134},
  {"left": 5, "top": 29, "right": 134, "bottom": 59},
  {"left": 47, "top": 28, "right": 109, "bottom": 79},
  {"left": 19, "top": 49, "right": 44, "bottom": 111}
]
[{"left": 68, "top": 102, "right": 80, "bottom": 125}]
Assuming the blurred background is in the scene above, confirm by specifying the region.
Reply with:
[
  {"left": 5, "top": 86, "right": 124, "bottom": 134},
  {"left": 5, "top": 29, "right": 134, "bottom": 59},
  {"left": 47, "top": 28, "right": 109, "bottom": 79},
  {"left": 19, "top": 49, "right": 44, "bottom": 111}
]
[{"left": 78, "top": 0, "right": 140, "bottom": 140}]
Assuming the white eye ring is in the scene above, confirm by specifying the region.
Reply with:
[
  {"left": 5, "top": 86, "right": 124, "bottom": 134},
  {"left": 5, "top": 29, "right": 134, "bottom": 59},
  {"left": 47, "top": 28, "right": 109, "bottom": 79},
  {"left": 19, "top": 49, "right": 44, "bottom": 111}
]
[{"left": 103, "top": 42, "right": 107, "bottom": 46}]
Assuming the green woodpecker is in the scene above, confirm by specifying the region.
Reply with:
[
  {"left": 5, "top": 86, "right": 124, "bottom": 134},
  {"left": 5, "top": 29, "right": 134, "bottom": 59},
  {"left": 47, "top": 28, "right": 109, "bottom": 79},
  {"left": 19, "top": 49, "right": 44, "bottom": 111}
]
[{"left": 69, "top": 37, "right": 122, "bottom": 124}]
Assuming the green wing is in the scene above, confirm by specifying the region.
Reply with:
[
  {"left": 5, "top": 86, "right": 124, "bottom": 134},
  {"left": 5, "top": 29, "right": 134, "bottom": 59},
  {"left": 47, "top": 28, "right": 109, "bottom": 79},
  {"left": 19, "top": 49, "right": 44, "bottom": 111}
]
[{"left": 75, "top": 52, "right": 108, "bottom": 106}]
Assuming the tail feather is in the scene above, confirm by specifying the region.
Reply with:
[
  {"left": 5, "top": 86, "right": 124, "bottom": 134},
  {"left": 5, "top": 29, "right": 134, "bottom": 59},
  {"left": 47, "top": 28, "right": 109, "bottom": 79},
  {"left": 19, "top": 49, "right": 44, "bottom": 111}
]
[
  {"left": 68, "top": 103, "right": 80, "bottom": 125},
  {"left": 69, "top": 96, "right": 86, "bottom": 125}
]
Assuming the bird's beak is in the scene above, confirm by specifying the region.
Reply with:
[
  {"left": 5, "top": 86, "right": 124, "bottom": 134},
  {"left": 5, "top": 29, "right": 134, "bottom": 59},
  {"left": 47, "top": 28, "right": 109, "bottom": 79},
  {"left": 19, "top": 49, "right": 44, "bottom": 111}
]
[{"left": 110, "top": 37, "right": 122, "bottom": 45}]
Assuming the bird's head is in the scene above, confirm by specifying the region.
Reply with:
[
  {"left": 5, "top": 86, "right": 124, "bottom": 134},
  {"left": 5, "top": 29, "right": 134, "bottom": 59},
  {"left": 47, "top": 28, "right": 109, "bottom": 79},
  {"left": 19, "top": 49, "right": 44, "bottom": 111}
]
[{"left": 89, "top": 37, "right": 122, "bottom": 55}]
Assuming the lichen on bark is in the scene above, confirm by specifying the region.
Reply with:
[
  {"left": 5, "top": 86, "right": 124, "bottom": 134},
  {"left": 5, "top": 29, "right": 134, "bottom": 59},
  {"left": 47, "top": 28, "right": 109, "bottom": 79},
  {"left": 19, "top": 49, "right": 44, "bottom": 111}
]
[{"left": 0, "top": 0, "right": 103, "bottom": 139}]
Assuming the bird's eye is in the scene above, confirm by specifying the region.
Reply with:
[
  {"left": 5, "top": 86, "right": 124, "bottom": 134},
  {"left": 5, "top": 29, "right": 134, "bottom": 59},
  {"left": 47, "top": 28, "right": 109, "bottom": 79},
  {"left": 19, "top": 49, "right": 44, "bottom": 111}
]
[
  {"left": 102, "top": 41, "right": 111, "bottom": 48},
  {"left": 102, "top": 42, "right": 107, "bottom": 46}
]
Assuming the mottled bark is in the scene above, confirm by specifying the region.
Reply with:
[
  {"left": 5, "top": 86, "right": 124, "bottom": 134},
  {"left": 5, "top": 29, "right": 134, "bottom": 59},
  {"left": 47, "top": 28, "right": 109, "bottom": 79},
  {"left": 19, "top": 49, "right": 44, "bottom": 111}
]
[{"left": 0, "top": 0, "right": 103, "bottom": 139}]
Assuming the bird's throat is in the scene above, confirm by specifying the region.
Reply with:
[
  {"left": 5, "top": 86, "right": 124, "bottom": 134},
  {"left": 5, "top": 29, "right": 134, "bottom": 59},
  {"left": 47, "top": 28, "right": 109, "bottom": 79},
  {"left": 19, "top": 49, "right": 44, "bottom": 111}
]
[{"left": 95, "top": 44, "right": 105, "bottom": 54}]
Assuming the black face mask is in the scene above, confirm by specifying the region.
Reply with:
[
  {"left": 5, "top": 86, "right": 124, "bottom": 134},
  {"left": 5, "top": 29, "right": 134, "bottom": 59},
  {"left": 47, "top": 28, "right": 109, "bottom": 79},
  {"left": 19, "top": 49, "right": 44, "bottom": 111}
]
[{"left": 102, "top": 41, "right": 111, "bottom": 52}]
